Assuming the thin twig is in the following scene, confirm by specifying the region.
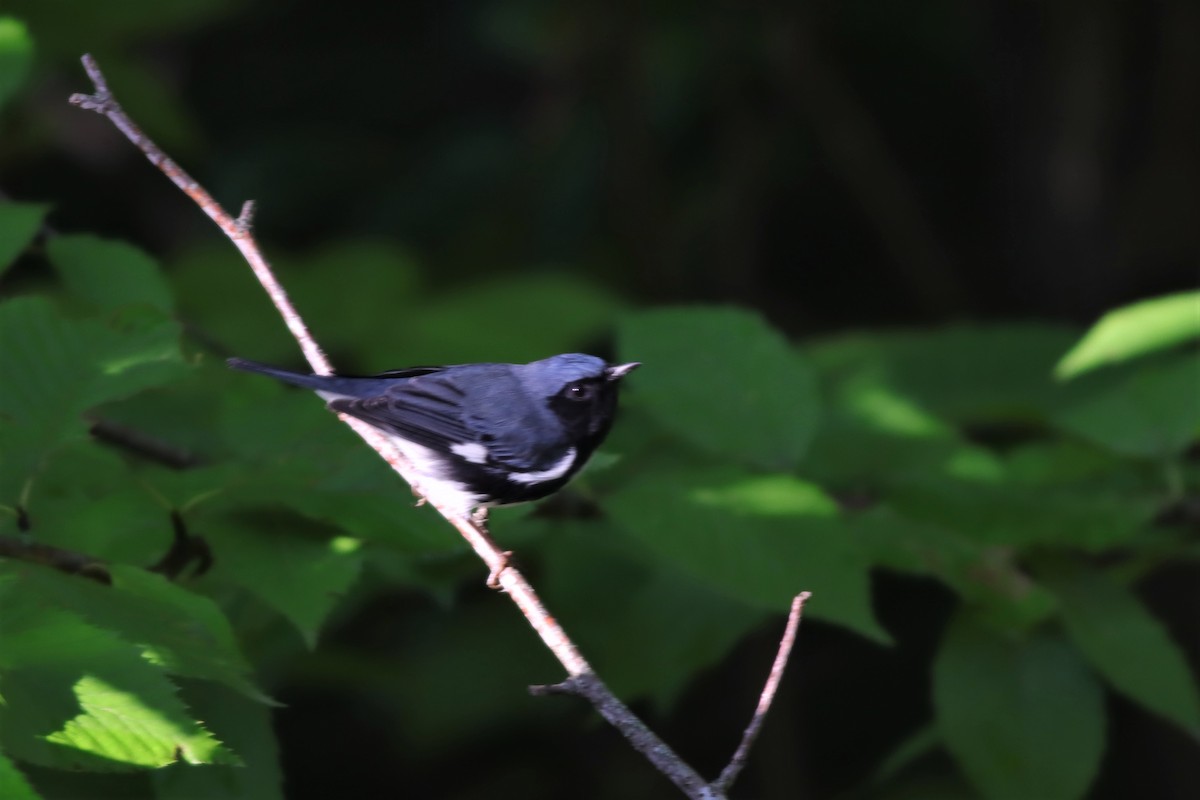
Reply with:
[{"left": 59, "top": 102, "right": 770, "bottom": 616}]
[
  {"left": 713, "top": 592, "right": 810, "bottom": 794},
  {"left": 69, "top": 53, "right": 729, "bottom": 799},
  {"left": 0, "top": 534, "right": 112, "bottom": 584},
  {"left": 88, "top": 416, "right": 199, "bottom": 469}
]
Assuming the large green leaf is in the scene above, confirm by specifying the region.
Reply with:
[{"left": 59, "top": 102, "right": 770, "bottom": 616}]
[
  {"left": 933, "top": 614, "right": 1105, "bottom": 800},
  {"left": 0, "top": 202, "right": 47, "bottom": 277},
  {"left": 7, "top": 441, "right": 167, "bottom": 565},
  {"left": 0, "top": 296, "right": 184, "bottom": 495},
  {"left": 1054, "top": 356, "right": 1200, "bottom": 458},
  {"left": 0, "top": 590, "right": 235, "bottom": 771},
  {"left": 1056, "top": 292, "right": 1200, "bottom": 379},
  {"left": 6, "top": 564, "right": 268, "bottom": 704},
  {"left": 407, "top": 272, "right": 624, "bottom": 365},
  {"left": 46, "top": 235, "right": 173, "bottom": 313},
  {"left": 606, "top": 466, "right": 884, "bottom": 641},
  {"left": 203, "top": 519, "right": 362, "bottom": 648},
  {"left": 887, "top": 477, "right": 1156, "bottom": 551},
  {"left": 618, "top": 307, "right": 819, "bottom": 469},
  {"left": 1041, "top": 563, "right": 1200, "bottom": 735},
  {"left": 0, "top": 17, "right": 32, "bottom": 113}
]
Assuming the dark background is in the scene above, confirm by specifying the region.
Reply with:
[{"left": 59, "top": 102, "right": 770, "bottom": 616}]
[{"left": 3, "top": 0, "right": 1198, "bottom": 798}]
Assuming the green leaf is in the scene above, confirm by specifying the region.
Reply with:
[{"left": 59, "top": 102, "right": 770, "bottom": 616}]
[
  {"left": 11, "top": 442, "right": 167, "bottom": 564},
  {"left": 5, "top": 564, "right": 269, "bottom": 704},
  {"left": 1056, "top": 292, "right": 1200, "bottom": 378},
  {"left": 408, "top": 272, "right": 623, "bottom": 365},
  {"left": 618, "top": 307, "right": 819, "bottom": 469},
  {"left": 0, "top": 202, "right": 48, "bottom": 277},
  {"left": 1041, "top": 563, "right": 1200, "bottom": 735},
  {"left": 811, "top": 324, "right": 1080, "bottom": 424},
  {"left": 47, "top": 235, "right": 173, "bottom": 313},
  {"left": 0, "top": 748, "right": 41, "bottom": 800},
  {"left": 887, "top": 478, "right": 1156, "bottom": 552},
  {"left": 0, "top": 17, "right": 33, "bottom": 113},
  {"left": 203, "top": 519, "right": 362, "bottom": 648},
  {"left": 1054, "top": 356, "right": 1200, "bottom": 458},
  {"left": 606, "top": 466, "right": 884, "bottom": 642},
  {"left": 933, "top": 614, "right": 1105, "bottom": 800},
  {"left": 151, "top": 682, "right": 283, "bottom": 800},
  {"left": 0, "top": 593, "right": 235, "bottom": 770},
  {"left": 0, "top": 296, "right": 184, "bottom": 495}
]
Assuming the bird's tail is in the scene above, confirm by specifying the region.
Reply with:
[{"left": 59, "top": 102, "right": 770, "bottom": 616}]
[{"left": 226, "top": 358, "right": 333, "bottom": 392}]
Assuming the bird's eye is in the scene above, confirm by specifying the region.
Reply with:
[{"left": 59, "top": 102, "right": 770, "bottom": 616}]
[{"left": 565, "top": 383, "right": 595, "bottom": 401}]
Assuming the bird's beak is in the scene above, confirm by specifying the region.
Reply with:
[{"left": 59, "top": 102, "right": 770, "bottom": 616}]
[{"left": 605, "top": 362, "right": 641, "bottom": 381}]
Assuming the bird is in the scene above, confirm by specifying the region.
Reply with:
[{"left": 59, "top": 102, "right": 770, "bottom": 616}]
[{"left": 227, "top": 354, "right": 639, "bottom": 520}]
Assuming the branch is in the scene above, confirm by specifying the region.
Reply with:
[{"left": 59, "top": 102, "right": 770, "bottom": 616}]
[
  {"left": 0, "top": 506, "right": 214, "bottom": 585},
  {"left": 69, "top": 54, "right": 807, "bottom": 798},
  {"left": 0, "top": 533, "right": 112, "bottom": 585},
  {"left": 713, "top": 591, "right": 809, "bottom": 793},
  {"left": 88, "top": 416, "right": 199, "bottom": 469}
]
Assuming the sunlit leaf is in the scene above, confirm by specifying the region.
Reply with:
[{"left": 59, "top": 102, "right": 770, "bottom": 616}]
[
  {"left": 1056, "top": 292, "right": 1200, "bottom": 378},
  {"left": 0, "top": 588, "right": 235, "bottom": 771},
  {"left": 151, "top": 682, "right": 283, "bottom": 800},
  {"left": 7, "top": 565, "right": 269, "bottom": 704}
]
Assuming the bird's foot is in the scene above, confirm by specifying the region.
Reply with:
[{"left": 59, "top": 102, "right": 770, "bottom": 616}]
[
  {"left": 471, "top": 506, "right": 489, "bottom": 529},
  {"left": 486, "top": 551, "right": 513, "bottom": 590}
]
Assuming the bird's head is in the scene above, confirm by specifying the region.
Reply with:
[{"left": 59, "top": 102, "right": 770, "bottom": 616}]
[{"left": 519, "top": 354, "right": 640, "bottom": 438}]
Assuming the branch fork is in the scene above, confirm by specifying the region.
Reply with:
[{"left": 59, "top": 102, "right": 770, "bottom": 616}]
[{"left": 68, "top": 54, "right": 811, "bottom": 798}]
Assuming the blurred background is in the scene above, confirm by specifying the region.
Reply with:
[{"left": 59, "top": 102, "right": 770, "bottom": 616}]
[{"left": 1, "top": 0, "right": 1197, "bottom": 798}]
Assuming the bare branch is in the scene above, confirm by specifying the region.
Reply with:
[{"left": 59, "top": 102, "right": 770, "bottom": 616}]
[
  {"left": 713, "top": 592, "right": 810, "bottom": 794},
  {"left": 88, "top": 416, "right": 199, "bottom": 469},
  {"left": 532, "top": 673, "right": 719, "bottom": 798},
  {"left": 0, "top": 533, "right": 112, "bottom": 584},
  {"left": 68, "top": 53, "right": 728, "bottom": 798},
  {"left": 70, "top": 54, "right": 329, "bottom": 374}
]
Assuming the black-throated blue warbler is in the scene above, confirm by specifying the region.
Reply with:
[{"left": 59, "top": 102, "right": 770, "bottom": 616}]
[{"left": 227, "top": 354, "right": 639, "bottom": 518}]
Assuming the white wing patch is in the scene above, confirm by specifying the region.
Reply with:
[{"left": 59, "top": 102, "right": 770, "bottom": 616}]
[
  {"left": 450, "top": 442, "right": 490, "bottom": 464},
  {"left": 506, "top": 447, "right": 577, "bottom": 485}
]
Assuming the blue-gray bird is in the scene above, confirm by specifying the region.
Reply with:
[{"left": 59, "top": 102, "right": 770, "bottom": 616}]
[{"left": 227, "top": 354, "right": 639, "bottom": 518}]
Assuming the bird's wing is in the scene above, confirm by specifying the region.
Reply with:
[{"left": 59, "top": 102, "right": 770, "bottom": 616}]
[
  {"left": 327, "top": 372, "right": 477, "bottom": 454},
  {"left": 329, "top": 371, "right": 572, "bottom": 473}
]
